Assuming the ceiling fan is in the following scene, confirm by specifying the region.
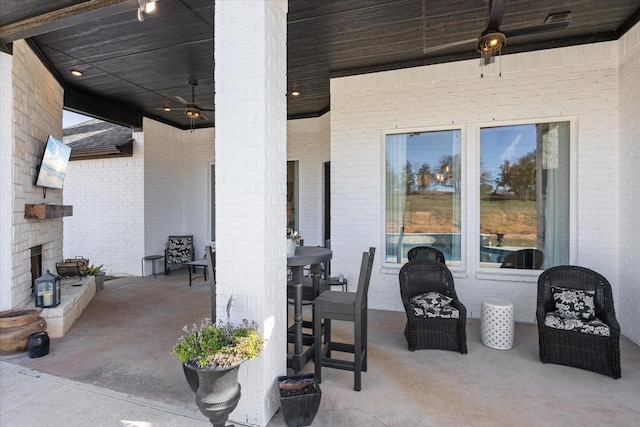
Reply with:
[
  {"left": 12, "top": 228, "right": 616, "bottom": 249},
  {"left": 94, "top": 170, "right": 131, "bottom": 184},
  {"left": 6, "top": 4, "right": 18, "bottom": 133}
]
[
  {"left": 174, "top": 78, "right": 214, "bottom": 122},
  {"left": 422, "top": 0, "right": 571, "bottom": 59}
]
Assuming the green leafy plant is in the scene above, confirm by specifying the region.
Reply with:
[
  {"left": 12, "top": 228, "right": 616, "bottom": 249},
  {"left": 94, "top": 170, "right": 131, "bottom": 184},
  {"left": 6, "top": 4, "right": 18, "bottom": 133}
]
[
  {"left": 86, "top": 264, "right": 104, "bottom": 275},
  {"left": 173, "top": 318, "right": 264, "bottom": 369}
]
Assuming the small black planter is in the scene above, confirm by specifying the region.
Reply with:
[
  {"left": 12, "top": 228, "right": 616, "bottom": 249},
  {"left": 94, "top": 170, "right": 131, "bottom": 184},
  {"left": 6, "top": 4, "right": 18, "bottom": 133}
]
[
  {"left": 278, "top": 373, "right": 322, "bottom": 427},
  {"left": 28, "top": 331, "right": 50, "bottom": 358}
]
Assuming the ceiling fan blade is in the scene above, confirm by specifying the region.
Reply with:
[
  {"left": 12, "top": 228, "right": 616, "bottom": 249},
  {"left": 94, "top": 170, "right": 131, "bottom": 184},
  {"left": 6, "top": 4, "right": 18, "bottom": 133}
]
[
  {"left": 199, "top": 107, "right": 215, "bottom": 112},
  {"left": 198, "top": 112, "right": 209, "bottom": 121},
  {"left": 487, "top": 0, "right": 509, "bottom": 30},
  {"left": 174, "top": 96, "right": 190, "bottom": 106},
  {"left": 504, "top": 20, "right": 570, "bottom": 38},
  {"left": 423, "top": 37, "right": 477, "bottom": 55}
]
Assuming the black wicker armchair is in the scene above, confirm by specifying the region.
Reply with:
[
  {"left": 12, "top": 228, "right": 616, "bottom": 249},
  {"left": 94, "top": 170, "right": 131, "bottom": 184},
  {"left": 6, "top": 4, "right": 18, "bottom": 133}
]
[
  {"left": 500, "top": 248, "right": 544, "bottom": 269},
  {"left": 407, "top": 246, "right": 446, "bottom": 263},
  {"left": 536, "top": 265, "right": 621, "bottom": 378},
  {"left": 399, "top": 259, "right": 467, "bottom": 353}
]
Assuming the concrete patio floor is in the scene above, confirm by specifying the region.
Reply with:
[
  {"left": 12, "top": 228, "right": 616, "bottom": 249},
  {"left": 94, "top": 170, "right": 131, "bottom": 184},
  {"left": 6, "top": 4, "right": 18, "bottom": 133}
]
[{"left": 1, "top": 270, "right": 639, "bottom": 426}]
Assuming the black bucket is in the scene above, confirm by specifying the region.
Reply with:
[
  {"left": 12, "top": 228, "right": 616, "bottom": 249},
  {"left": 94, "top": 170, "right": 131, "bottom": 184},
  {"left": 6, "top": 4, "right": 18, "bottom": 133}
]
[{"left": 28, "top": 331, "right": 50, "bottom": 358}]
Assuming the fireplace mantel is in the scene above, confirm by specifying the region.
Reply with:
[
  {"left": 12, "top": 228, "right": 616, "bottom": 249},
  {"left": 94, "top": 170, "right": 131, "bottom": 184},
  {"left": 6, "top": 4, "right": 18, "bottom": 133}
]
[{"left": 24, "top": 204, "right": 73, "bottom": 219}]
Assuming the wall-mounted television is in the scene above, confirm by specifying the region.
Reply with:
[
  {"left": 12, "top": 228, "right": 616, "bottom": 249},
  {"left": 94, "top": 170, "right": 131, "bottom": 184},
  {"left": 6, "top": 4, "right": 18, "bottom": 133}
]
[{"left": 35, "top": 135, "right": 71, "bottom": 190}]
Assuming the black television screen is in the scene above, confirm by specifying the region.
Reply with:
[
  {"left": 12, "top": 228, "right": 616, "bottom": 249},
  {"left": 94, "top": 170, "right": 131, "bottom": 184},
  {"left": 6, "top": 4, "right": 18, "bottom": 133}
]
[{"left": 35, "top": 135, "right": 71, "bottom": 189}]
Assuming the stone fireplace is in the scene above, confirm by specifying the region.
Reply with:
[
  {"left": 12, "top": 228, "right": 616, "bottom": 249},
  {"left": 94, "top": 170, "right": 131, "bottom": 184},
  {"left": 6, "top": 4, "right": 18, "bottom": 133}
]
[{"left": 0, "top": 40, "right": 65, "bottom": 310}]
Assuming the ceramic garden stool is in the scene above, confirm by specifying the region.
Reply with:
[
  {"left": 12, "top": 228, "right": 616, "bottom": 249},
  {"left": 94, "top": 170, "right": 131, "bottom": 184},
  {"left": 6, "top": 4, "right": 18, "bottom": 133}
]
[{"left": 480, "top": 299, "right": 514, "bottom": 350}]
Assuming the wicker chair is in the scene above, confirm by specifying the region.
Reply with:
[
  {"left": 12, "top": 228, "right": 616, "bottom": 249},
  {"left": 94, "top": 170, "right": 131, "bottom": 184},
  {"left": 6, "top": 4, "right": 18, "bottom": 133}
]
[
  {"left": 500, "top": 248, "right": 544, "bottom": 269},
  {"left": 407, "top": 246, "right": 446, "bottom": 263},
  {"left": 536, "top": 265, "right": 621, "bottom": 378},
  {"left": 399, "top": 259, "right": 467, "bottom": 353}
]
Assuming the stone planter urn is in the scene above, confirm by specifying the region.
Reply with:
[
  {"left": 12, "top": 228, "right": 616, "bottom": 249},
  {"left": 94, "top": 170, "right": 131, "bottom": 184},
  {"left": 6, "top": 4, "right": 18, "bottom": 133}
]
[
  {"left": 183, "top": 361, "right": 241, "bottom": 427},
  {"left": 0, "top": 307, "right": 47, "bottom": 354},
  {"left": 278, "top": 373, "right": 322, "bottom": 427}
]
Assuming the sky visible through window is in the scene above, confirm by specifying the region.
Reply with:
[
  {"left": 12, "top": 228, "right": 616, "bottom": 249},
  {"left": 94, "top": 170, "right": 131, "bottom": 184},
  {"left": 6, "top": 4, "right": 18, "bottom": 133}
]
[
  {"left": 480, "top": 124, "right": 536, "bottom": 184},
  {"left": 400, "top": 125, "right": 536, "bottom": 193}
]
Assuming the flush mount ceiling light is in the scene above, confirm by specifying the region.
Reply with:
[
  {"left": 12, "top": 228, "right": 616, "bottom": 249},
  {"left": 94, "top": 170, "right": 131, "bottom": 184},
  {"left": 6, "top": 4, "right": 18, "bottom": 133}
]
[
  {"left": 137, "top": 0, "right": 158, "bottom": 22},
  {"left": 291, "top": 90, "right": 300, "bottom": 97},
  {"left": 70, "top": 69, "right": 83, "bottom": 77}
]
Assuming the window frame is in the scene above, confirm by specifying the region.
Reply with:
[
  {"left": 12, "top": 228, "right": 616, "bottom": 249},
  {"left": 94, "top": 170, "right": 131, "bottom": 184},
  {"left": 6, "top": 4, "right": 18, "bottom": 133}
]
[
  {"left": 474, "top": 117, "right": 578, "bottom": 278},
  {"left": 380, "top": 125, "right": 467, "bottom": 272}
]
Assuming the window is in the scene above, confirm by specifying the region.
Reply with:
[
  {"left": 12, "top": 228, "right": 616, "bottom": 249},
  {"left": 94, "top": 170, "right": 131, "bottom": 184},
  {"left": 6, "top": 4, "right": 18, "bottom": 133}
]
[
  {"left": 479, "top": 121, "right": 570, "bottom": 269},
  {"left": 385, "top": 129, "right": 462, "bottom": 264},
  {"left": 287, "top": 161, "right": 299, "bottom": 231}
]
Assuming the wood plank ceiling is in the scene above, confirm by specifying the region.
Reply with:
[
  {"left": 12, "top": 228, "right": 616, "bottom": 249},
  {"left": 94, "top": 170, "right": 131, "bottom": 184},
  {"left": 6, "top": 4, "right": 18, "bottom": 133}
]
[{"left": 1, "top": 0, "right": 639, "bottom": 130}]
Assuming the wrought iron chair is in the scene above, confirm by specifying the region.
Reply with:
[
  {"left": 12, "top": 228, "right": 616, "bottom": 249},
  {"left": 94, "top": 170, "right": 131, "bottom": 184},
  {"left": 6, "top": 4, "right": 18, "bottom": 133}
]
[
  {"left": 399, "top": 259, "right": 467, "bottom": 353},
  {"left": 407, "top": 246, "right": 446, "bottom": 263},
  {"left": 536, "top": 265, "right": 621, "bottom": 378},
  {"left": 313, "top": 247, "right": 375, "bottom": 391},
  {"left": 500, "top": 248, "right": 544, "bottom": 269},
  {"left": 164, "top": 235, "right": 194, "bottom": 274}
]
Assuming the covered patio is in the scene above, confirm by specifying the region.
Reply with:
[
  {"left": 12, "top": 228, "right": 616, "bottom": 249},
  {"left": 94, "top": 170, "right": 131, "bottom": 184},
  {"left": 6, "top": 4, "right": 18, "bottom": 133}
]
[
  {"left": 1, "top": 271, "right": 639, "bottom": 426},
  {"left": 1, "top": 1, "right": 639, "bottom": 425}
]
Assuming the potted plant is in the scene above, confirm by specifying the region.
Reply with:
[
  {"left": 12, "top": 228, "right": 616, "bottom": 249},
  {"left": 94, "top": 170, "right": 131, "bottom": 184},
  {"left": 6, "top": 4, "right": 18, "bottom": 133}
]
[
  {"left": 173, "top": 300, "right": 264, "bottom": 427},
  {"left": 287, "top": 228, "right": 302, "bottom": 257},
  {"left": 86, "top": 264, "right": 105, "bottom": 290}
]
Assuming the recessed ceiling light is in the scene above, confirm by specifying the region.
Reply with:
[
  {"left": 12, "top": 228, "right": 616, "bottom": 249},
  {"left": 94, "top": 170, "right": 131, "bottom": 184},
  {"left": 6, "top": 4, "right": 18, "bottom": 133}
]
[
  {"left": 291, "top": 91, "right": 300, "bottom": 97},
  {"left": 70, "top": 69, "right": 83, "bottom": 77},
  {"left": 163, "top": 107, "right": 171, "bottom": 112}
]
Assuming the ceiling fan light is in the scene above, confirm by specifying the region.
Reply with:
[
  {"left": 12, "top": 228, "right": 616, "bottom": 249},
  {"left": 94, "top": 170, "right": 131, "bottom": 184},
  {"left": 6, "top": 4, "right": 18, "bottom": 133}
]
[
  {"left": 477, "top": 32, "right": 506, "bottom": 54},
  {"left": 185, "top": 108, "right": 201, "bottom": 119}
]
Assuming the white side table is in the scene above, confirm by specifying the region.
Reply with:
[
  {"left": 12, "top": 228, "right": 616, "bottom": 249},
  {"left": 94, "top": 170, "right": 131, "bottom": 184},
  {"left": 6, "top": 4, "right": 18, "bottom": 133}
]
[{"left": 481, "top": 299, "right": 514, "bottom": 350}]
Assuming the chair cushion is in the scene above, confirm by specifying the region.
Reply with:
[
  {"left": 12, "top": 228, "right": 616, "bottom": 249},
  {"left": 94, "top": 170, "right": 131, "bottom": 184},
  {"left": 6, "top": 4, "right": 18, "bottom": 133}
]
[
  {"left": 552, "top": 286, "right": 596, "bottom": 321},
  {"left": 410, "top": 292, "right": 452, "bottom": 309},
  {"left": 411, "top": 304, "right": 459, "bottom": 319},
  {"left": 167, "top": 236, "right": 192, "bottom": 263},
  {"left": 544, "top": 313, "right": 610, "bottom": 336}
]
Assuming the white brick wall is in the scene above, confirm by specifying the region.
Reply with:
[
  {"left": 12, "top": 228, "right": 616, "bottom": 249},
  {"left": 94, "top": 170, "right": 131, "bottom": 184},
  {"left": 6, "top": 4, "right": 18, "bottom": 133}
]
[
  {"left": 618, "top": 23, "right": 640, "bottom": 345},
  {"left": 329, "top": 40, "right": 629, "bottom": 331},
  {"left": 63, "top": 131, "right": 145, "bottom": 276},
  {"left": 141, "top": 119, "right": 215, "bottom": 264},
  {"left": 287, "top": 113, "right": 330, "bottom": 246},
  {"left": 64, "top": 118, "right": 216, "bottom": 277},
  {"left": 4, "top": 41, "right": 64, "bottom": 309}
]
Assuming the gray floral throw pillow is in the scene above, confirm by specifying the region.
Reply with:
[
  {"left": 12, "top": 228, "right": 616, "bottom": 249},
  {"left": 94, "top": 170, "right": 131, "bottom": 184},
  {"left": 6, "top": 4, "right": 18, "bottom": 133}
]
[
  {"left": 552, "top": 286, "right": 596, "bottom": 321},
  {"left": 410, "top": 292, "right": 452, "bottom": 309}
]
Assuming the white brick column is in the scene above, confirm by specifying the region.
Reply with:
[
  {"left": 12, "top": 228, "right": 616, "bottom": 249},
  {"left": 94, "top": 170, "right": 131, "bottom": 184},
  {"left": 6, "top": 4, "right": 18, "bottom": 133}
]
[
  {"left": 214, "top": 1, "right": 288, "bottom": 425},
  {"left": 0, "top": 51, "right": 13, "bottom": 310}
]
